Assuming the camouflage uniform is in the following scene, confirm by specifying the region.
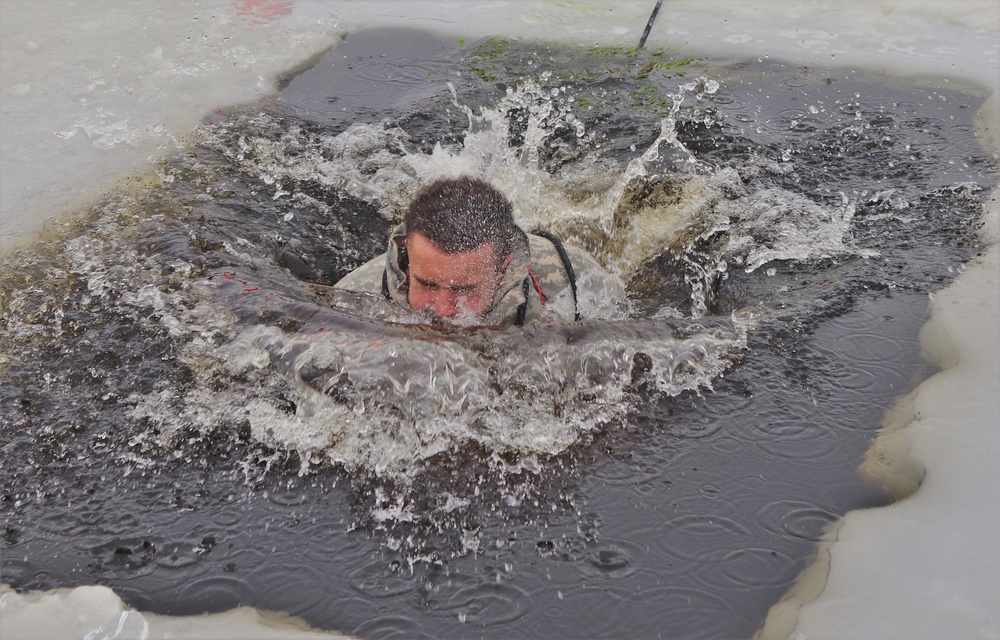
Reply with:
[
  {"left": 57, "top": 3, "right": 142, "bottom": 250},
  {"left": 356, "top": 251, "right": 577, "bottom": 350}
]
[{"left": 334, "top": 223, "right": 604, "bottom": 326}]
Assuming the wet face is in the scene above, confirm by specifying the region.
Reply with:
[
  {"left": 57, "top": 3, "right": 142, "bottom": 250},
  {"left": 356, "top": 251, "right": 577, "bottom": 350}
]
[{"left": 405, "top": 232, "right": 508, "bottom": 323}]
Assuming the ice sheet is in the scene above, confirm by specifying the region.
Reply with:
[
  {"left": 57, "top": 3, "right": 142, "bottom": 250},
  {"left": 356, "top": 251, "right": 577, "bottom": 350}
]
[{"left": 0, "top": 583, "right": 348, "bottom": 639}]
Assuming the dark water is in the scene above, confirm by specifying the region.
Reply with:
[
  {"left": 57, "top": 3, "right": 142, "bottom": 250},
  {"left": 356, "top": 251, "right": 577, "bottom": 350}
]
[{"left": 1, "top": 28, "right": 994, "bottom": 639}]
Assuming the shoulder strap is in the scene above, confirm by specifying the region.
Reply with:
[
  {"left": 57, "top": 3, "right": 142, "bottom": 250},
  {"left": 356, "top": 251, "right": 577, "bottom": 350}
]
[
  {"left": 515, "top": 277, "right": 530, "bottom": 326},
  {"left": 381, "top": 269, "right": 391, "bottom": 301},
  {"left": 531, "top": 230, "right": 580, "bottom": 321}
]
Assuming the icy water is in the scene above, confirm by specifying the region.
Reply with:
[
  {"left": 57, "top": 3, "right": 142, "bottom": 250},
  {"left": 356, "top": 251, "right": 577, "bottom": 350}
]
[{"left": 1, "top": 29, "right": 994, "bottom": 639}]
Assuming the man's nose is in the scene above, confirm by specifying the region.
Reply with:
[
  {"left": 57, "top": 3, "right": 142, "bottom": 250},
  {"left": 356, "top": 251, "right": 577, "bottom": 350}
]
[{"left": 431, "top": 290, "right": 459, "bottom": 318}]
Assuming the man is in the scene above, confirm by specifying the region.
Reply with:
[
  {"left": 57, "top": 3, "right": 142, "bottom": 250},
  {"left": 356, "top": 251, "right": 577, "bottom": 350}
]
[{"left": 334, "top": 176, "right": 609, "bottom": 327}]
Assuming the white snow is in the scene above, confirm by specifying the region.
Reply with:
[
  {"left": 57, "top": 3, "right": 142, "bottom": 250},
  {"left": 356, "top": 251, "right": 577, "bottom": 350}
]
[
  {"left": 0, "top": 583, "right": 346, "bottom": 639},
  {"left": 0, "top": 0, "right": 340, "bottom": 252},
  {"left": 0, "top": 1, "right": 997, "bottom": 638},
  {"left": 801, "top": 244, "right": 999, "bottom": 638}
]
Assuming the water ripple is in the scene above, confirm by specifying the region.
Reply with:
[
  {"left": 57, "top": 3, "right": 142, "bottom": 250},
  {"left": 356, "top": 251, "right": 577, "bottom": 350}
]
[
  {"left": 347, "top": 558, "right": 416, "bottom": 599},
  {"left": 431, "top": 575, "right": 533, "bottom": 628},
  {"left": 211, "top": 510, "right": 243, "bottom": 527},
  {"left": 759, "top": 499, "right": 840, "bottom": 542},
  {"left": 567, "top": 583, "right": 739, "bottom": 639},
  {"left": 88, "top": 537, "right": 162, "bottom": 578},
  {"left": 656, "top": 513, "right": 751, "bottom": 563},
  {"left": 153, "top": 540, "right": 204, "bottom": 570},
  {"left": 181, "top": 574, "right": 259, "bottom": 611},
  {"left": 577, "top": 538, "right": 647, "bottom": 581},
  {"left": 352, "top": 615, "right": 434, "bottom": 640},
  {"left": 702, "top": 546, "right": 800, "bottom": 589}
]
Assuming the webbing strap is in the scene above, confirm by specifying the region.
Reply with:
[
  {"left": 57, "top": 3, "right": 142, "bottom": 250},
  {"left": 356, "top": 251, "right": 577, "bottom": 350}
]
[
  {"left": 515, "top": 277, "right": 530, "bottom": 326},
  {"left": 381, "top": 269, "right": 391, "bottom": 301},
  {"left": 530, "top": 230, "right": 580, "bottom": 321}
]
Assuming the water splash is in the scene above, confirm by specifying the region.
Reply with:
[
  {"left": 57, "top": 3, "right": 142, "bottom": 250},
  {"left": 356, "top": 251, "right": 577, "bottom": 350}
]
[
  {"left": 597, "top": 77, "right": 720, "bottom": 232},
  {"left": 123, "top": 274, "right": 748, "bottom": 480},
  {"left": 3, "top": 71, "right": 884, "bottom": 489}
]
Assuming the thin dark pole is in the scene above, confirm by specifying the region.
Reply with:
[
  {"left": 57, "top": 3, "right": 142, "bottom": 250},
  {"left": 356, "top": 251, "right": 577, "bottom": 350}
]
[{"left": 637, "top": 0, "right": 664, "bottom": 50}]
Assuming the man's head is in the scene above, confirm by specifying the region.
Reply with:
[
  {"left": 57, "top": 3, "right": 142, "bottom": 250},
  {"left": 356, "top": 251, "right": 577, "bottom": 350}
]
[{"left": 403, "top": 177, "right": 517, "bottom": 322}]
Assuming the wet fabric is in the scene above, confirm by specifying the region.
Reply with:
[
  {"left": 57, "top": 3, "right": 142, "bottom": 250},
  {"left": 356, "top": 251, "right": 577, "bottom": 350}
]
[{"left": 334, "top": 223, "right": 604, "bottom": 326}]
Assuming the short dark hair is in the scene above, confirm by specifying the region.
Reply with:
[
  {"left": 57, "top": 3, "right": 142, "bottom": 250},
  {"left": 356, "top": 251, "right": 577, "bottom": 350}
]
[{"left": 404, "top": 176, "right": 516, "bottom": 261}]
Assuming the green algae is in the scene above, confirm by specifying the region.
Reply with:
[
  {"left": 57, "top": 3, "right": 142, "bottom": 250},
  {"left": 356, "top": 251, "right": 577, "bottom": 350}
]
[{"left": 464, "top": 35, "right": 703, "bottom": 116}]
